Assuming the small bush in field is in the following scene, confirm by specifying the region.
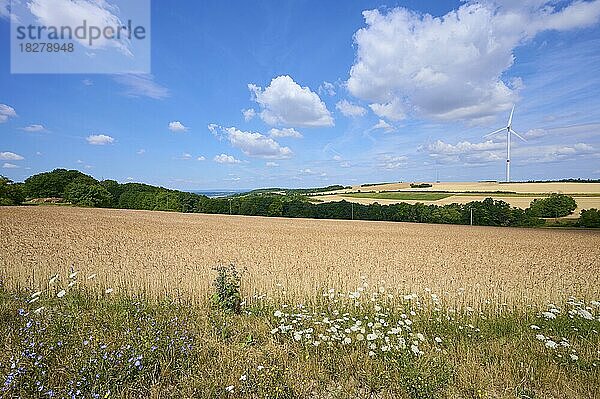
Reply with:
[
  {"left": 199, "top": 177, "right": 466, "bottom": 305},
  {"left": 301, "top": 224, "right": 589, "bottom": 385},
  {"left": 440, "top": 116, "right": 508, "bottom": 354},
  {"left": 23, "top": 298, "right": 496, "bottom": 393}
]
[{"left": 212, "top": 264, "right": 242, "bottom": 314}]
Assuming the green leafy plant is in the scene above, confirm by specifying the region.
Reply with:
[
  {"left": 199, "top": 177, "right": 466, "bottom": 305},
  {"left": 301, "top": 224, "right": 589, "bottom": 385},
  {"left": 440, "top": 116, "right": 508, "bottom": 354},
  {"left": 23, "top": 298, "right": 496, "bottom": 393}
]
[{"left": 212, "top": 264, "right": 242, "bottom": 313}]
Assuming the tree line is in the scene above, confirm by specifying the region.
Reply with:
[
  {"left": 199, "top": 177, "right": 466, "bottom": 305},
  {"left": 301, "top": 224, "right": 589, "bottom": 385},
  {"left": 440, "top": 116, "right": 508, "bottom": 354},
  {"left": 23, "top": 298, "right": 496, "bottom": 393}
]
[{"left": 1, "top": 169, "right": 598, "bottom": 228}]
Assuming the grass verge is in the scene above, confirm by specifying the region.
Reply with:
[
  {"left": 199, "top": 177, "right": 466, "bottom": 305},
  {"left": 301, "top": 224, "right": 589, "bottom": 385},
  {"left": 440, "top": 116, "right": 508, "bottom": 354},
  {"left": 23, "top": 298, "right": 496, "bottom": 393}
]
[{"left": 1, "top": 281, "right": 598, "bottom": 398}]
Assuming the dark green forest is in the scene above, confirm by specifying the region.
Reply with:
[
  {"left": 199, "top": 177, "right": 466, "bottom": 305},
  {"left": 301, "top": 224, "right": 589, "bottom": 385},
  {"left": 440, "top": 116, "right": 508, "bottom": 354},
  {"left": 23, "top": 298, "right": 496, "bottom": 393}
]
[{"left": 1, "top": 169, "right": 598, "bottom": 228}]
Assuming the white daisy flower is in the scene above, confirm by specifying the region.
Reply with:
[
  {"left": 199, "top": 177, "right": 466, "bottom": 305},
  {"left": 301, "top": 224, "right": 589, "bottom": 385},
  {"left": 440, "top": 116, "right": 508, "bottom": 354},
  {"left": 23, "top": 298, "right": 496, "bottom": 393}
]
[{"left": 545, "top": 340, "right": 557, "bottom": 349}]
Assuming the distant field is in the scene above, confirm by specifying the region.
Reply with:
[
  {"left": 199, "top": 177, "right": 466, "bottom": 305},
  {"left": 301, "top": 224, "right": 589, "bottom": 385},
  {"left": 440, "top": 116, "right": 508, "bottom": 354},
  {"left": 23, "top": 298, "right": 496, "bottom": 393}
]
[
  {"left": 313, "top": 181, "right": 600, "bottom": 217},
  {"left": 342, "top": 181, "right": 600, "bottom": 194},
  {"left": 452, "top": 191, "right": 600, "bottom": 197},
  {"left": 342, "top": 191, "right": 452, "bottom": 201},
  {"left": 315, "top": 193, "right": 600, "bottom": 217}
]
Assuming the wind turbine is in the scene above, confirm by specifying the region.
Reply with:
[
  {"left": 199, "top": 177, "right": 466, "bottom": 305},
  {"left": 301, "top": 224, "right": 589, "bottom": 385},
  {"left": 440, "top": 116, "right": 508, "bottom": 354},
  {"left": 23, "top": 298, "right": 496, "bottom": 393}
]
[{"left": 484, "top": 105, "right": 526, "bottom": 183}]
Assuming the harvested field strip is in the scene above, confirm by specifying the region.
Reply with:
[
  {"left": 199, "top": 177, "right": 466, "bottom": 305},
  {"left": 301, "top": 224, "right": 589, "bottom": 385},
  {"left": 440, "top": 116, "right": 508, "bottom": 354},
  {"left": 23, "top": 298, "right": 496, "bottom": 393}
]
[{"left": 341, "top": 192, "right": 452, "bottom": 201}]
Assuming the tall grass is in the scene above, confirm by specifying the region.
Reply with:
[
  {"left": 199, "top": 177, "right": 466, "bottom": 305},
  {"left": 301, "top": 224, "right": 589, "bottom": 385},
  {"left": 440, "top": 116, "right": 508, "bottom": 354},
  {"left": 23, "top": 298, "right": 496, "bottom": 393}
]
[{"left": 1, "top": 273, "right": 598, "bottom": 398}]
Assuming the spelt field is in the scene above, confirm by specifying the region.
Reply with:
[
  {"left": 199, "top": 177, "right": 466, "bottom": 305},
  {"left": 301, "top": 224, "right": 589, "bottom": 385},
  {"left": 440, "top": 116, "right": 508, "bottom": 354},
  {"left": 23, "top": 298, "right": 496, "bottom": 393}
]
[
  {"left": 1, "top": 206, "right": 600, "bottom": 398},
  {"left": 1, "top": 206, "right": 599, "bottom": 306}
]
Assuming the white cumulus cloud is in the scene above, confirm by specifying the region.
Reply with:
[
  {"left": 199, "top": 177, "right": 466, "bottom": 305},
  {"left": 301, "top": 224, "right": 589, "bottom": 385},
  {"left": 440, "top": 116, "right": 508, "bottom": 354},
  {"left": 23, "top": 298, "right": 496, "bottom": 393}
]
[
  {"left": 0, "top": 152, "right": 24, "bottom": 161},
  {"left": 0, "top": 104, "right": 17, "bottom": 123},
  {"left": 168, "top": 121, "right": 188, "bottom": 132},
  {"left": 518, "top": 143, "right": 597, "bottom": 164},
  {"left": 27, "top": 0, "right": 133, "bottom": 54},
  {"left": 2, "top": 163, "right": 19, "bottom": 169},
  {"left": 223, "top": 126, "right": 292, "bottom": 159},
  {"left": 347, "top": 1, "right": 600, "bottom": 122},
  {"left": 214, "top": 154, "right": 242, "bottom": 164},
  {"left": 372, "top": 119, "right": 395, "bottom": 133},
  {"left": 427, "top": 139, "right": 505, "bottom": 155},
  {"left": 86, "top": 134, "right": 114, "bottom": 145},
  {"left": 249, "top": 75, "right": 334, "bottom": 127},
  {"left": 423, "top": 139, "right": 507, "bottom": 164},
  {"left": 20, "top": 124, "right": 46, "bottom": 132},
  {"left": 379, "top": 155, "right": 408, "bottom": 170},
  {"left": 210, "top": 124, "right": 293, "bottom": 159},
  {"left": 268, "top": 128, "right": 303, "bottom": 138},
  {"left": 336, "top": 100, "right": 367, "bottom": 117},
  {"left": 242, "top": 108, "right": 256, "bottom": 121},
  {"left": 319, "top": 81, "right": 336, "bottom": 96},
  {"left": 369, "top": 100, "right": 406, "bottom": 121}
]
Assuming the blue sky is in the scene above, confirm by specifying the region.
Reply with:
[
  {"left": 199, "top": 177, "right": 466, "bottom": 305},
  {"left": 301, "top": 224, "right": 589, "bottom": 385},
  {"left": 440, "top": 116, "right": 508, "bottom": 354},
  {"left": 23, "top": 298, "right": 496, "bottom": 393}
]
[{"left": 1, "top": 0, "right": 600, "bottom": 190}]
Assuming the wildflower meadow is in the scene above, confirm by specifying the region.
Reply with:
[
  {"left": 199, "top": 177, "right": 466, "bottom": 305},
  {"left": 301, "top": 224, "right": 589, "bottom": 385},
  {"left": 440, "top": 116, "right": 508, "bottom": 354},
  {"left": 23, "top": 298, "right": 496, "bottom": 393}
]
[{"left": 1, "top": 267, "right": 599, "bottom": 398}]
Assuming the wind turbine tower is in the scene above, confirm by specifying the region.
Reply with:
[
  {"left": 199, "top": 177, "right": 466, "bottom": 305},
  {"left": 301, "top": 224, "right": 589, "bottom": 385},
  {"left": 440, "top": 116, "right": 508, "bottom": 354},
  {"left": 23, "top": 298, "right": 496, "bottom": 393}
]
[{"left": 483, "top": 105, "right": 526, "bottom": 182}]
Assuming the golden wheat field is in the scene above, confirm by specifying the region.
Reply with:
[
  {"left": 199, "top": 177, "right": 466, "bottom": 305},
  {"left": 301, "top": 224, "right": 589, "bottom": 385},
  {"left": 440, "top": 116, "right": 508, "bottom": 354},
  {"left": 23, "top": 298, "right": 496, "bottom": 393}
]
[{"left": 1, "top": 206, "right": 599, "bottom": 307}]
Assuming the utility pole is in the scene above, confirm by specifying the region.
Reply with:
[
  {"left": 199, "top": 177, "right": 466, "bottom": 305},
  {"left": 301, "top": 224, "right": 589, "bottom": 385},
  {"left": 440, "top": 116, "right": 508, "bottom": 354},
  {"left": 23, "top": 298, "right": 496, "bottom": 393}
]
[
  {"left": 470, "top": 207, "right": 473, "bottom": 226},
  {"left": 351, "top": 203, "right": 354, "bottom": 220},
  {"left": 229, "top": 199, "right": 232, "bottom": 215}
]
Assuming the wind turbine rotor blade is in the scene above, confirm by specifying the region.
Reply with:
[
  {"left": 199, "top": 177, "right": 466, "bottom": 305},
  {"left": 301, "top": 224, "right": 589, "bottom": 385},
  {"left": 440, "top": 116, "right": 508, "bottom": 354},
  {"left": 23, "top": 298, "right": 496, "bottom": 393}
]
[
  {"left": 483, "top": 127, "right": 506, "bottom": 138},
  {"left": 510, "top": 128, "right": 527, "bottom": 142},
  {"left": 508, "top": 105, "right": 515, "bottom": 127}
]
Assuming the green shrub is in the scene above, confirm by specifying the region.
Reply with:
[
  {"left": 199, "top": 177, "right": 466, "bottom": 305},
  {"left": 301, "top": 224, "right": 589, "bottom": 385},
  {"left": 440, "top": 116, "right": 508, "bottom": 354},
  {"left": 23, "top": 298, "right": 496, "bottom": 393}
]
[
  {"left": 0, "top": 176, "right": 25, "bottom": 205},
  {"left": 65, "top": 182, "right": 113, "bottom": 207},
  {"left": 527, "top": 194, "right": 577, "bottom": 218},
  {"left": 212, "top": 264, "right": 242, "bottom": 313},
  {"left": 267, "top": 200, "right": 283, "bottom": 217},
  {"left": 23, "top": 168, "right": 97, "bottom": 198},
  {"left": 577, "top": 208, "right": 600, "bottom": 228}
]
